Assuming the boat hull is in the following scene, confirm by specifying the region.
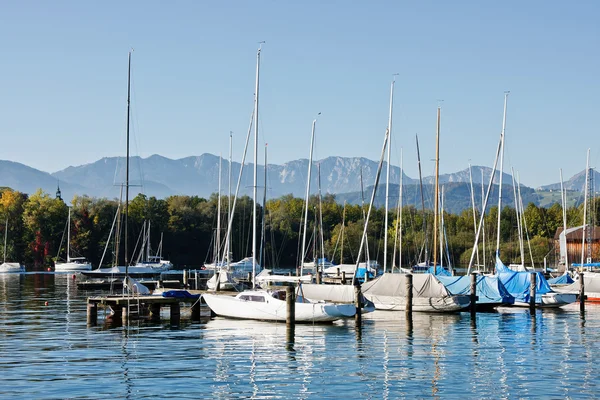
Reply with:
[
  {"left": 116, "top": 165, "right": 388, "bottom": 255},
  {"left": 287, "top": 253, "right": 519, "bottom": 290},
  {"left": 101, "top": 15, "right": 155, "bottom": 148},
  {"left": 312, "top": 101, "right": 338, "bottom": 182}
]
[
  {"left": 0, "top": 262, "right": 25, "bottom": 274},
  {"left": 511, "top": 293, "right": 577, "bottom": 308},
  {"left": 363, "top": 293, "right": 470, "bottom": 313},
  {"left": 202, "top": 293, "right": 351, "bottom": 322},
  {"left": 81, "top": 266, "right": 164, "bottom": 278},
  {"left": 55, "top": 262, "right": 92, "bottom": 272}
]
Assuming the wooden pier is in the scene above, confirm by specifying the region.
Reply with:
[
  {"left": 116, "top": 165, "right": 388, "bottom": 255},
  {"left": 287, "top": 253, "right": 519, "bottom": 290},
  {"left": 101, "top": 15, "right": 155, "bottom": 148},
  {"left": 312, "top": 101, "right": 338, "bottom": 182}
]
[{"left": 87, "top": 293, "right": 210, "bottom": 325}]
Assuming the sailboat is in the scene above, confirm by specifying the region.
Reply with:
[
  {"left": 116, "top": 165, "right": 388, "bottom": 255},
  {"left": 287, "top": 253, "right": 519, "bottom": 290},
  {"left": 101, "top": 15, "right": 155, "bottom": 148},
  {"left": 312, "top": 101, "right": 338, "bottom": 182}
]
[
  {"left": 0, "top": 217, "right": 24, "bottom": 273},
  {"left": 83, "top": 51, "right": 165, "bottom": 280},
  {"left": 133, "top": 221, "right": 172, "bottom": 271},
  {"left": 55, "top": 207, "right": 92, "bottom": 272},
  {"left": 202, "top": 46, "right": 352, "bottom": 322}
]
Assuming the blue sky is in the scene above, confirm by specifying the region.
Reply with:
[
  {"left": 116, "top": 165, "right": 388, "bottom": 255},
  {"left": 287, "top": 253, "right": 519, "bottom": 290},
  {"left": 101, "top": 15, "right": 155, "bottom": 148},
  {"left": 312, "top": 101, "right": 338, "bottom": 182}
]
[{"left": 0, "top": 1, "right": 598, "bottom": 188}]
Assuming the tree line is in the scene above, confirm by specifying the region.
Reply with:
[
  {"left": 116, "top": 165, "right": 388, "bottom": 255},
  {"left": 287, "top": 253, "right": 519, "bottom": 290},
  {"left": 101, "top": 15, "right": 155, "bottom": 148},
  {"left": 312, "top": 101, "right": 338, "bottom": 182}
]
[{"left": 0, "top": 187, "right": 596, "bottom": 271}]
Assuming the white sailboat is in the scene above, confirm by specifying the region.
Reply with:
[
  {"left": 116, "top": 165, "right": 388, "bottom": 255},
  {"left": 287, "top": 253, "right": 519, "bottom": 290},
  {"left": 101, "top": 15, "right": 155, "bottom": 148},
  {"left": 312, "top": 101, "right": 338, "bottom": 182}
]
[
  {"left": 0, "top": 217, "right": 24, "bottom": 273},
  {"left": 55, "top": 207, "right": 92, "bottom": 272},
  {"left": 203, "top": 46, "right": 349, "bottom": 322},
  {"left": 83, "top": 51, "right": 165, "bottom": 280}
]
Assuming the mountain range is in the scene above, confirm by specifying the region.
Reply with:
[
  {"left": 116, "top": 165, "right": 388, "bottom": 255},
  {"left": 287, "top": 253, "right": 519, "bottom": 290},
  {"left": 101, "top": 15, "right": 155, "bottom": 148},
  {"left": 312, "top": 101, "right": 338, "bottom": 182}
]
[{"left": 0, "top": 154, "right": 593, "bottom": 213}]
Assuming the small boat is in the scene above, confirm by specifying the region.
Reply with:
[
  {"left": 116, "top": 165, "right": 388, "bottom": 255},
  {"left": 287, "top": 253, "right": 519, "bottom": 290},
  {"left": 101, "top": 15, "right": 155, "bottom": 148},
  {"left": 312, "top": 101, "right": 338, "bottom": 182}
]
[
  {"left": 437, "top": 274, "right": 514, "bottom": 310},
  {"left": 202, "top": 289, "right": 355, "bottom": 322},
  {"left": 361, "top": 273, "right": 470, "bottom": 312},
  {"left": 554, "top": 271, "right": 600, "bottom": 302},
  {"left": 55, "top": 207, "right": 92, "bottom": 272},
  {"left": 206, "top": 257, "right": 261, "bottom": 290},
  {"left": 81, "top": 265, "right": 164, "bottom": 279},
  {"left": 0, "top": 217, "right": 24, "bottom": 273},
  {"left": 0, "top": 262, "right": 24, "bottom": 274},
  {"left": 495, "top": 257, "right": 576, "bottom": 308}
]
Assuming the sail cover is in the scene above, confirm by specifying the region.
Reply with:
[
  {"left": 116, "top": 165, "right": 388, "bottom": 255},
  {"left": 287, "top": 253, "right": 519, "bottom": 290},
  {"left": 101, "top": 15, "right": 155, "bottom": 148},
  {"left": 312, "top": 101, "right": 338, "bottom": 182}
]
[
  {"left": 496, "top": 256, "right": 553, "bottom": 302},
  {"left": 437, "top": 275, "right": 514, "bottom": 304},
  {"left": 361, "top": 273, "right": 454, "bottom": 298},
  {"left": 426, "top": 265, "right": 452, "bottom": 276},
  {"left": 547, "top": 273, "right": 574, "bottom": 285}
]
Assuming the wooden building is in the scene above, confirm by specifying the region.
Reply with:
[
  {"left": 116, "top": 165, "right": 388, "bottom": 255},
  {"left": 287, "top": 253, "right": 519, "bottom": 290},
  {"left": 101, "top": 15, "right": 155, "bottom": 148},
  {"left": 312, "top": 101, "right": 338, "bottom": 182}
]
[{"left": 554, "top": 226, "right": 600, "bottom": 272}]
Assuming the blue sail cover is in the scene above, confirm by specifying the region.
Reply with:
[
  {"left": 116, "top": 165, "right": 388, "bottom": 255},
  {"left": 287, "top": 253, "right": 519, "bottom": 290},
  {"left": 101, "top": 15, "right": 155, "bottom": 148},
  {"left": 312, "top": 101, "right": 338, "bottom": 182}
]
[
  {"left": 426, "top": 265, "right": 452, "bottom": 276},
  {"left": 437, "top": 275, "right": 514, "bottom": 304},
  {"left": 495, "top": 256, "right": 553, "bottom": 303},
  {"left": 547, "top": 274, "right": 574, "bottom": 285}
]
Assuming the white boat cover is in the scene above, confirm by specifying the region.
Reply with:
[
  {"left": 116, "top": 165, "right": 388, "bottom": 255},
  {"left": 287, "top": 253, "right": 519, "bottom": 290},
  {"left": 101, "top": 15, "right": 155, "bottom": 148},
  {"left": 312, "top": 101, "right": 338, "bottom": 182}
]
[
  {"left": 300, "top": 283, "right": 356, "bottom": 303},
  {"left": 361, "top": 273, "right": 470, "bottom": 312}
]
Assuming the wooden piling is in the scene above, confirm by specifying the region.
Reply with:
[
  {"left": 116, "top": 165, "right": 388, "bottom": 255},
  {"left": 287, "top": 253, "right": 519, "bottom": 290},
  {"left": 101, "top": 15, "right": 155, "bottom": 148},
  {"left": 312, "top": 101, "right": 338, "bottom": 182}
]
[
  {"left": 87, "top": 302, "right": 98, "bottom": 326},
  {"left": 183, "top": 269, "right": 188, "bottom": 288},
  {"left": 405, "top": 274, "right": 413, "bottom": 316},
  {"left": 112, "top": 305, "right": 123, "bottom": 322},
  {"left": 316, "top": 271, "right": 322, "bottom": 284},
  {"left": 342, "top": 271, "right": 347, "bottom": 285},
  {"left": 354, "top": 285, "right": 362, "bottom": 325},
  {"left": 194, "top": 271, "right": 199, "bottom": 290},
  {"left": 470, "top": 272, "right": 478, "bottom": 316},
  {"left": 150, "top": 303, "right": 161, "bottom": 322},
  {"left": 286, "top": 286, "right": 295, "bottom": 330},
  {"left": 170, "top": 302, "right": 181, "bottom": 325},
  {"left": 215, "top": 272, "right": 221, "bottom": 292},
  {"left": 191, "top": 299, "right": 201, "bottom": 322},
  {"left": 580, "top": 272, "right": 585, "bottom": 313},
  {"left": 122, "top": 303, "right": 129, "bottom": 323},
  {"left": 529, "top": 272, "right": 536, "bottom": 313},
  {"left": 337, "top": 267, "right": 340, "bottom": 277}
]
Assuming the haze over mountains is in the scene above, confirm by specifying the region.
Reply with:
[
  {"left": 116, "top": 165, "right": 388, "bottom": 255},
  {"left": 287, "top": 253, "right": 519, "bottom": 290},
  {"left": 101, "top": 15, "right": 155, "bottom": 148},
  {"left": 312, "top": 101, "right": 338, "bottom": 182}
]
[{"left": 0, "top": 154, "right": 593, "bottom": 213}]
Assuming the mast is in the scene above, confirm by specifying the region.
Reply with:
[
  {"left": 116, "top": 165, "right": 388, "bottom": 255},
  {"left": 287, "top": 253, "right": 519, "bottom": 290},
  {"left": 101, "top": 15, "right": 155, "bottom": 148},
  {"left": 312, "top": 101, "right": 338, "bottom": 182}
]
[
  {"left": 146, "top": 220, "right": 151, "bottom": 262},
  {"left": 392, "top": 149, "right": 403, "bottom": 271},
  {"left": 560, "top": 169, "right": 569, "bottom": 271},
  {"left": 384, "top": 78, "right": 396, "bottom": 273},
  {"left": 481, "top": 170, "right": 486, "bottom": 270},
  {"left": 495, "top": 92, "right": 509, "bottom": 257},
  {"left": 518, "top": 172, "right": 534, "bottom": 268},
  {"left": 359, "top": 168, "right": 370, "bottom": 262},
  {"left": 67, "top": 207, "right": 71, "bottom": 263},
  {"left": 439, "top": 186, "right": 444, "bottom": 270},
  {"left": 300, "top": 118, "right": 317, "bottom": 276},
  {"left": 252, "top": 44, "right": 262, "bottom": 288},
  {"left": 432, "top": 106, "right": 441, "bottom": 268},
  {"left": 216, "top": 155, "right": 222, "bottom": 264},
  {"left": 125, "top": 50, "right": 132, "bottom": 278},
  {"left": 581, "top": 148, "right": 590, "bottom": 268},
  {"left": 353, "top": 128, "right": 389, "bottom": 282},
  {"left": 468, "top": 164, "right": 479, "bottom": 268},
  {"left": 340, "top": 201, "right": 346, "bottom": 264},
  {"left": 416, "top": 135, "right": 428, "bottom": 263},
  {"left": 511, "top": 167, "right": 524, "bottom": 265},
  {"left": 228, "top": 132, "right": 232, "bottom": 267},
  {"left": 318, "top": 164, "right": 325, "bottom": 268},
  {"left": 259, "top": 144, "right": 267, "bottom": 268},
  {"left": 3, "top": 217, "right": 7, "bottom": 264}
]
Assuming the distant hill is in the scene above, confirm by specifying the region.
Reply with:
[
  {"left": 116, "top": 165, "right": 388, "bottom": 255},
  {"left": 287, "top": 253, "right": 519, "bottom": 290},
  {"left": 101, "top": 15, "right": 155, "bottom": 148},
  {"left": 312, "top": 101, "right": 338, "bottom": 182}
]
[
  {"left": 0, "top": 154, "right": 590, "bottom": 212},
  {"left": 538, "top": 169, "right": 600, "bottom": 192}
]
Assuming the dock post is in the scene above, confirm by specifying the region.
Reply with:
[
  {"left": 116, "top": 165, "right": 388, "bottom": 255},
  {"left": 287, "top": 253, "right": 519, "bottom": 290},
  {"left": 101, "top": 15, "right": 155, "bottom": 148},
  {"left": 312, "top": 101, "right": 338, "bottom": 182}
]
[
  {"left": 150, "top": 303, "right": 161, "bottom": 322},
  {"left": 529, "top": 272, "right": 536, "bottom": 313},
  {"left": 316, "top": 270, "right": 322, "bottom": 284},
  {"left": 122, "top": 303, "right": 129, "bottom": 324},
  {"left": 354, "top": 284, "right": 362, "bottom": 325},
  {"left": 215, "top": 272, "right": 221, "bottom": 292},
  {"left": 580, "top": 272, "right": 586, "bottom": 313},
  {"left": 286, "top": 286, "right": 295, "bottom": 330},
  {"left": 337, "top": 267, "right": 340, "bottom": 278},
  {"left": 183, "top": 269, "right": 188, "bottom": 288},
  {"left": 111, "top": 305, "right": 123, "bottom": 322},
  {"left": 170, "top": 302, "right": 181, "bottom": 325},
  {"left": 470, "top": 273, "right": 478, "bottom": 316},
  {"left": 341, "top": 271, "right": 347, "bottom": 285},
  {"left": 195, "top": 271, "right": 199, "bottom": 290},
  {"left": 405, "top": 274, "right": 413, "bottom": 316},
  {"left": 87, "top": 301, "right": 98, "bottom": 326},
  {"left": 191, "top": 299, "right": 201, "bottom": 322}
]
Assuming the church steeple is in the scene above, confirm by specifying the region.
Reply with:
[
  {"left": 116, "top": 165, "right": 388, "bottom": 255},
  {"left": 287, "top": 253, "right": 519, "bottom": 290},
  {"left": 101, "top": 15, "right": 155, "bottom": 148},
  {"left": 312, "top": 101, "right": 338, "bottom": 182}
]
[{"left": 56, "top": 181, "right": 62, "bottom": 201}]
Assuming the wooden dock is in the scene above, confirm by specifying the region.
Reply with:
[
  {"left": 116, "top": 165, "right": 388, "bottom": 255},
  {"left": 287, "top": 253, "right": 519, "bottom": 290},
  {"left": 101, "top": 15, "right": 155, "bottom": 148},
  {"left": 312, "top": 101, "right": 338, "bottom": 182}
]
[{"left": 87, "top": 292, "right": 211, "bottom": 325}]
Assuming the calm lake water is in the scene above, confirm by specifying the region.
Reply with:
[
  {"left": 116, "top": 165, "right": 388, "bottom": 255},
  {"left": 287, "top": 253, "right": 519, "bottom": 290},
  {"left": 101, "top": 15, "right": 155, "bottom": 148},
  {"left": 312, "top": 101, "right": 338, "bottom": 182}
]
[{"left": 0, "top": 273, "right": 597, "bottom": 399}]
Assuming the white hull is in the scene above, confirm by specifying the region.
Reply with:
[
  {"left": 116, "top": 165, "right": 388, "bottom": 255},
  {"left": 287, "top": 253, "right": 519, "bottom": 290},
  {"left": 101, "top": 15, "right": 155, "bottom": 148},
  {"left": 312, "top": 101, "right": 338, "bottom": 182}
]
[
  {"left": 55, "top": 261, "right": 92, "bottom": 272},
  {"left": 202, "top": 290, "right": 353, "bottom": 322},
  {"left": 0, "top": 262, "right": 25, "bottom": 274},
  {"left": 512, "top": 292, "right": 577, "bottom": 308},
  {"left": 363, "top": 293, "right": 470, "bottom": 312}
]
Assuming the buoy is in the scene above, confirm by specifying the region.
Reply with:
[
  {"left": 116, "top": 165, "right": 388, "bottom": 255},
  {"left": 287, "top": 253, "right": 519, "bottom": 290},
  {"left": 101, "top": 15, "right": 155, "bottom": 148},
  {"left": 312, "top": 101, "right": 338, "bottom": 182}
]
[
  {"left": 44, "top": 301, "right": 49, "bottom": 306},
  {"left": 47, "top": 267, "right": 51, "bottom": 272},
  {"left": 72, "top": 274, "right": 76, "bottom": 280}
]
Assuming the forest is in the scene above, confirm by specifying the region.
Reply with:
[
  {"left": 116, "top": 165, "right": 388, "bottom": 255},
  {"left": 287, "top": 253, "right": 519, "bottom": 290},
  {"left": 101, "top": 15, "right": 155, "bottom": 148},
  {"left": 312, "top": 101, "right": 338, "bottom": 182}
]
[{"left": 0, "top": 187, "right": 596, "bottom": 271}]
